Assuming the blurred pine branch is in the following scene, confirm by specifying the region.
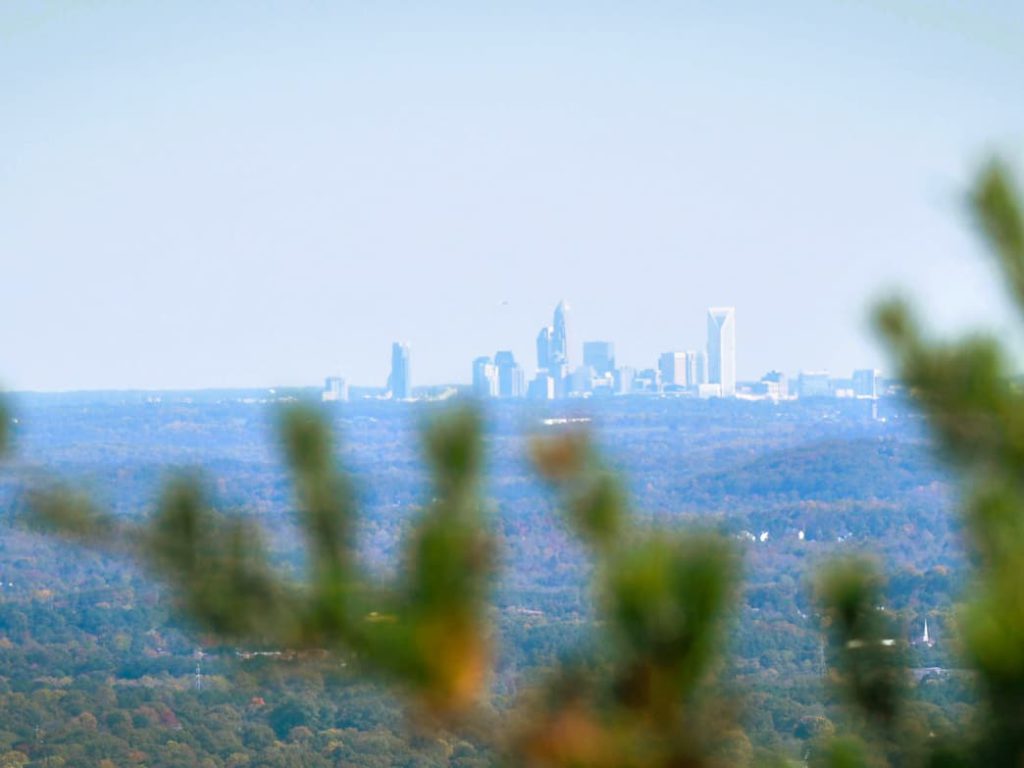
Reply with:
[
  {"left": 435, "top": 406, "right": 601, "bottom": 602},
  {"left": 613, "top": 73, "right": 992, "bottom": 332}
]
[{"left": 21, "top": 157, "right": 1024, "bottom": 768}]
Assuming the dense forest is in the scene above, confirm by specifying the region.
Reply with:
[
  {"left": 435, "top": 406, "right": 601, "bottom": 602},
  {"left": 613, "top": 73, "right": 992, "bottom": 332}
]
[{"left": 0, "top": 394, "right": 970, "bottom": 766}]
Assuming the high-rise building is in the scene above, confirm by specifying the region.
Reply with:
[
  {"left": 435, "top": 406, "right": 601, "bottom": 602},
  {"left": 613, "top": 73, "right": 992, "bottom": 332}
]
[
  {"left": 583, "top": 341, "right": 615, "bottom": 377},
  {"left": 549, "top": 362, "right": 569, "bottom": 398},
  {"left": 613, "top": 366, "right": 635, "bottom": 395},
  {"left": 760, "top": 370, "right": 788, "bottom": 399},
  {"left": 536, "top": 326, "right": 553, "bottom": 371},
  {"left": 550, "top": 300, "right": 571, "bottom": 368},
  {"left": 528, "top": 373, "right": 555, "bottom": 400},
  {"left": 535, "top": 301, "right": 571, "bottom": 397},
  {"left": 658, "top": 351, "right": 687, "bottom": 388},
  {"left": 509, "top": 366, "right": 525, "bottom": 398},
  {"left": 495, "top": 350, "right": 525, "bottom": 398},
  {"left": 388, "top": 342, "right": 412, "bottom": 400},
  {"left": 684, "top": 350, "right": 707, "bottom": 387},
  {"left": 570, "top": 365, "right": 595, "bottom": 394},
  {"left": 472, "top": 356, "right": 499, "bottom": 398},
  {"left": 322, "top": 376, "right": 348, "bottom": 402},
  {"left": 634, "top": 368, "right": 662, "bottom": 393},
  {"left": 707, "top": 307, "right": 736, "bottom": 397},
  {"left": 852, "top": 368, "right": 880, "bottom": 398},
  {"left": 798, "top": 370, "right": 832, "bottom": 399}
]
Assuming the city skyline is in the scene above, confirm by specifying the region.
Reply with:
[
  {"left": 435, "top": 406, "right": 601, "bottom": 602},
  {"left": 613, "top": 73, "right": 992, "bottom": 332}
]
[
  {"left": 320, "top": 300, "right": 884, "bottom": 401},
  {"left": 3, "top": 5, "right": 1022, "bottom": 765},
  {"left": 3, "top": 4, "right": 1021, "bottom": 391}
]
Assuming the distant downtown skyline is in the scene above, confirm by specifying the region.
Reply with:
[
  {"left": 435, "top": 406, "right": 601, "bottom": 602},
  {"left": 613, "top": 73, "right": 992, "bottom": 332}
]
[
  {"left": 470, "top": 301, "right": 738, "bottom": 400},
  {"left": 323, "top": 303, "right": 883, "bottom": 403}
]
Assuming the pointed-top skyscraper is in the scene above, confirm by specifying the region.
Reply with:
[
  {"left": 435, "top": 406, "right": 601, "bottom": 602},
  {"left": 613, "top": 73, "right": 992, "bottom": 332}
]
[
  {"left": 551, "top": 300, "right": 571, "bottom": 368},
  {"left": 535, "top": 301, "right": 571, "bottom": 398}
]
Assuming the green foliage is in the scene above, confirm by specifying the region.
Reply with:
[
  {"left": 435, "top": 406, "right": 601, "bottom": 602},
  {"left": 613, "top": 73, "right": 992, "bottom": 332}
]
[
  {"left": 31, "top": 404, "right": 495, "bottom": 715},
  {"left": 29, "top": 410, "right": 743, "bottom": 765},
  {"left": 863, "top": 159, "right": 1024, "bottom": 766},
  {"left": 515, "top": 433, "right": 740, "bottom": 767},
  {"left": 815, "top": 558, "right": 911, "bottom": 766},
  {"left": 972, "top": 161, "right": 1024, "bottom": 310},
  {"left": 25, "top": 159, "right": 1024, "bottom": 767}
]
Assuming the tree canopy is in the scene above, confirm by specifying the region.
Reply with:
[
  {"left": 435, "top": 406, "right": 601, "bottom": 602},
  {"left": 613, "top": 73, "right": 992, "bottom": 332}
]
[{"left": 21, "top": 159, "right": 1024, "bottom": 767}]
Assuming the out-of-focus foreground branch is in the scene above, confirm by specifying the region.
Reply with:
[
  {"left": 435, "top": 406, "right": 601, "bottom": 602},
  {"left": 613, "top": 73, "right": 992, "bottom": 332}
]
[{"left": 21, "top": 158, "right": 1024, "bottom": 768}]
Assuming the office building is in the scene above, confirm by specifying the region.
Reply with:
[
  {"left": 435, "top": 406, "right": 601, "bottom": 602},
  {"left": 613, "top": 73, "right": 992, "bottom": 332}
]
[
  {"left": 634, "top": 368, "right": 662, "bottom": 393},
  {"left": 852, "top": 368, "right": 880, "bottom": 398},
  {"left": 659, "top": 351, "right": 687, "bottom": 388},
  {"left": 707, "top": 307, "right": 736, "bottom": 396},
  {"left": 570, "top": 365, "right": 595, "bottom": 394},
  {"left": 536, "top": 327, "right": 553, "bottom": 371},
  {"left": 528, "top": 373, "right": 555, "bottom": 400},
  {"left": 495, "top": 350, "right": 525, "bottom": 398},
  {"left": 534, "top": 300, "right": 573, "bottom": 396},
  {"left": 322, "top": 376, "right": 348, "bottom": 402},
  {"left": 798, "top": 370, "right": 832, "bottom": 399},
  {"left": 388, "top": 342, "right": 412, "bottom": 400},
  {"left": 472, "top": 356, "right": 499, "bottom": 398},
  {"left": 551, "top": 300, "right": 571, "bottom": 368},
  {"left": 614, "top": 366, "right": 635, "bottom": 395},
  {"left": 583, "top": 341, "right": 615, "bottom": 377},
  {"left": 685, "top": 350, "right": 707, "bottom": 387},
  {"left": 549, "top": 363, "right": 569, "bottom": 398},
  {"left": 759, "top": 370, "right": 789, "bottom": 399}
]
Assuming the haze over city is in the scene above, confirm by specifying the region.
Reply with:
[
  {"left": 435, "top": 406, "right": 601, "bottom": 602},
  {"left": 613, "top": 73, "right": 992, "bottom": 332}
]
[
  {"left": 3, "top": 2, "right": 1023, "bottom": 391},
  {"left": 7, "top": 3, "right": 1024, "bottom": 766}
]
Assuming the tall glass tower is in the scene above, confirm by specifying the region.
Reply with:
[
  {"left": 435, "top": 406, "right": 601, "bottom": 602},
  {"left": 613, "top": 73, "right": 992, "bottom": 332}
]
[
  {"left": 494, "top": 350, "right": 525, "bottom": 398},
  {"left": 551, "top": 300, "right": 570, "bottom": 368},
  {"left": 536, "top": 326, "right": 553, "bottom": 371},
  {"left": 388, "top": 342, "right": 412, "bottom": 400},
  {"left": 707, "top": 307, "right": 736, "bottom": 396},
  {"left": 472, "top": 356, "right": 498, "bottom": 398}
]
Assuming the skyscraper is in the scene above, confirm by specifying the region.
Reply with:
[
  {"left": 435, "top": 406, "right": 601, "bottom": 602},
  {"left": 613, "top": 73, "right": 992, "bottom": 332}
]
[
  {"left": 684, "top": 350, "right": 707, "bottom": 387},
  {"left": 388, "top": 342, "right": 412, "bottom": 400},
  {"left": 495, "top": 350, "right": 525, "bottom": 398},
  {"left": 528, "top": 372, "right": 555, "bottom": 400},
  {"left": 613, "top": 366, "right": 635, "bottom": 395},
  {"left": 472, "top": 356, "right": 499, "bottom": 398},
  {"left": 570, "top": 365, "right": 595, "bottom": 394},
  {"left": 550, "top": 300, "right": 571, "bottom": 368},
  {"left": 797, "top": 370, "right": 831, "bottom": 398},
  {"left": 707, "top": 307, "right": 736, "bottom": 397},
  {"left": 658, "top": 351, "right": 687, "bottom": 388},
  {"left": 322, "top": 376, "right": 348, "bottom": 402},
  {"left": 852, "top": 368, "right": 880, "bottom": 398},
  {"left": 760, "top": 370, "right": 788, "bottom": 399},
  {"left": 583, "top": 341, "right": 615, "bottom": 377},
  {"left": 536, "top": 301, "right": 571, "bottom": 397},
  {"left": 536, "top": 326, "right": 553, "bottom": 371}
]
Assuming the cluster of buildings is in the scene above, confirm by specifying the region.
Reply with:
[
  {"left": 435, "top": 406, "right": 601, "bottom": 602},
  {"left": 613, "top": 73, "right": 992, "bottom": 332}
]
[
  {"left": 469, "top": 302, "right": 738, "bottom": 400},
  {"left": 323, "top": 341, "right": 411, "bottom": 402},
  {"left": 322, "top": 301, "right": 885, "bottom": 403}
]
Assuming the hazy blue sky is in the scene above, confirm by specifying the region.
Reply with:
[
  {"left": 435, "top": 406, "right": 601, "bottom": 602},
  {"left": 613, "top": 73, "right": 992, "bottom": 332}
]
[{"left": 3, "top": 1, "right": 1023, "bottom": 390}]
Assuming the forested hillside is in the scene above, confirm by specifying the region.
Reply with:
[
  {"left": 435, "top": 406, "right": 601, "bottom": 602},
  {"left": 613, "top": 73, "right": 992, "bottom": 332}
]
[{"left": 0, "top": 394, "right": 966, "bottom": 766}]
